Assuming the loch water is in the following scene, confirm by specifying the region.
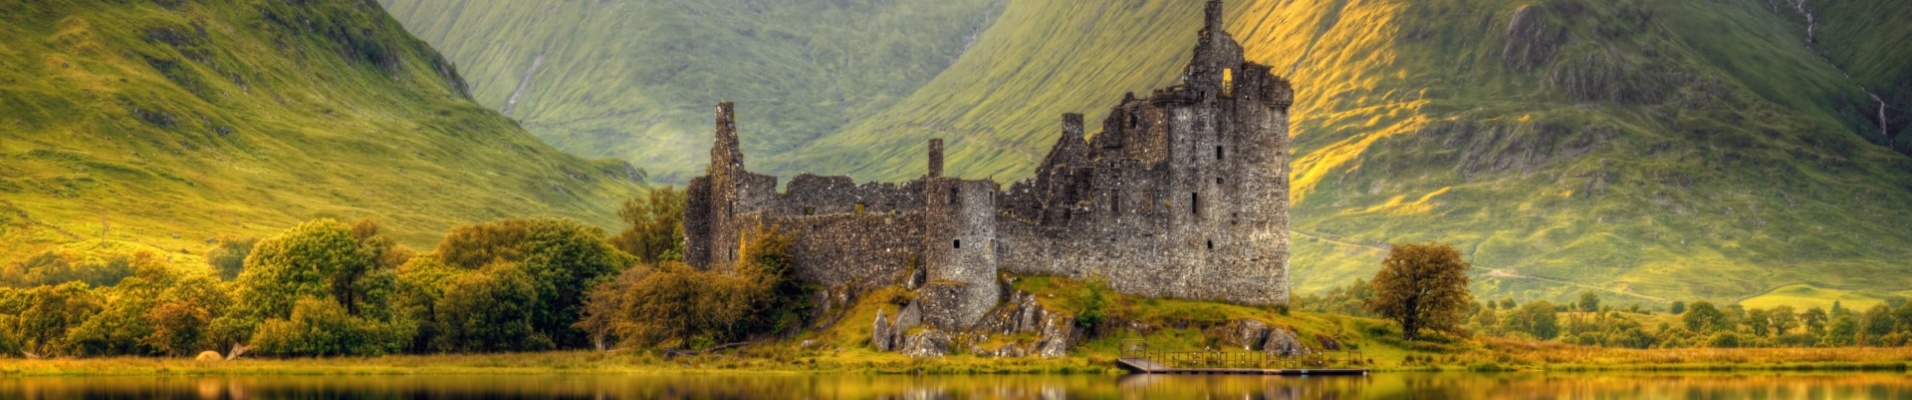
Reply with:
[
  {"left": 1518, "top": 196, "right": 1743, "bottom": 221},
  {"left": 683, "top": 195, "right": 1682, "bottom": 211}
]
[{"left": 2, "top": 371, "right": 1908, "bottom": 399}]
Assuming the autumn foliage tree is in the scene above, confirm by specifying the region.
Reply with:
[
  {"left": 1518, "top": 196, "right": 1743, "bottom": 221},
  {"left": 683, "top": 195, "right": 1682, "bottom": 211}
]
[{"left": 1365, "top": 242, "right": 1473, "bottom": 340}]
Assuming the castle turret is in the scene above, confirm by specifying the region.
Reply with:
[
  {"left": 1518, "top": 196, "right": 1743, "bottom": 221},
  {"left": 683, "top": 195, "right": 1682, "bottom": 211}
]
[{"left": 928, "top": 139, "right": 945, "bottom": 178}]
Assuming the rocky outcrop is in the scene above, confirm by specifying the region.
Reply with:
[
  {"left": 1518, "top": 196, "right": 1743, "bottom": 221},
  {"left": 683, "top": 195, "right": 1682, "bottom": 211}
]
[
  {"left": 1209, "top": 319, "right": 1271, "bottom": 350},
  {"left": 872, "top": 309, "right": 897, "bottom": 351},
  {"left": 1503, "top": 5, "right": 1565, "bottom": 72},
  {"left": 877, "top": 288, "right": 1078, "bottom": 359},
  {"left": 899, "top": 330, "right": 952, "bottom": 358},
  {"left": 1262, "top": 328, "right": 1309, "bottom": 357}
]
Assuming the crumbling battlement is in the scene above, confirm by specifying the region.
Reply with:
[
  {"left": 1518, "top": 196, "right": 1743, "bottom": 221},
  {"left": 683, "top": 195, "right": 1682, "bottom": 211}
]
[{"left": 684, "top": 0, "right": 1292, "bottom": 330}]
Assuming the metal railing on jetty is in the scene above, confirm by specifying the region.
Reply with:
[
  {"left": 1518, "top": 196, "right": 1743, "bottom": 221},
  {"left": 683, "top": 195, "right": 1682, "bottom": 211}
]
[{"left": 1118, "top": 339, "right": 1367, "bottom": 370}]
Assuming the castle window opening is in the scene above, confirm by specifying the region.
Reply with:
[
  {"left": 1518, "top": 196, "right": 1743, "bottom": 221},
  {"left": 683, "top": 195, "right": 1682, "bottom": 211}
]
[
  {"left": 1216, "top": 146, "right": 1224, "bottom": 160},
  {"left": 1216, "top": 177, "right": 1223, "bottom": 184},
  {"left": 954, "top": 240, "right": 961, "bottom": 249},
  {"left": 949, "top": 187, "right": 958, "bottom": 204},
  {"left": 1207, "top": 240, "right": 1214, "bottom": 250},
  {"left": 1191, "top": 192, "right": 1199, "bottom": 216},
  {"left": 1221, "top": 68, "right": 1234, "bottom": 97}
]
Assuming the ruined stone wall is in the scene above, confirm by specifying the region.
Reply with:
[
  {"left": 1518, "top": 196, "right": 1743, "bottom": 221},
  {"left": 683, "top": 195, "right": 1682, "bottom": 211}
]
[
  {"left": 921, "top": 178, "right": 1004, "bottom": 329},
  {"left": 766, "top": 211, "right": 926, "bottom": 289}
]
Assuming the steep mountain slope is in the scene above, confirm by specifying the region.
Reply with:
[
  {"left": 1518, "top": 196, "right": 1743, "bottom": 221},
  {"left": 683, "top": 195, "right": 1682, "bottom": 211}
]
[
  {"left": 777, "top": 0, "right": 1912, "bottom": 305},
  {"left": 378, "top": 0, "right": 1005, "bottom": 182},
  {"left": 0, "top": 0, "right": 645, "bottom": 264}
]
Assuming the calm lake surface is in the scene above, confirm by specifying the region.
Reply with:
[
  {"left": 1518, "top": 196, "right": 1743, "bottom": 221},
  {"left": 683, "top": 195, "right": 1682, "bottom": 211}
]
[{"left": 2, "top": 372, "right": 1908, "bottom": 399}]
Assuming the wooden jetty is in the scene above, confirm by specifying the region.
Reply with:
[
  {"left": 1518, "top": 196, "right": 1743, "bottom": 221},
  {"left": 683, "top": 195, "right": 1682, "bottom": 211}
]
[{"left": 1116, "top": 339, "right": 1369, "bottom": 376}]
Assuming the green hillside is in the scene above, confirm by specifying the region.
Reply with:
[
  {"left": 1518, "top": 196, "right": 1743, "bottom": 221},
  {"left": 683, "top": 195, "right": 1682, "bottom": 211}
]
[
  {"left": 378, "top": 0, "right": 1005, "bottom": 182},
  {"left": 380, "top": 0, "right": 1912, "bottom": 306},
  {"left": 0, "top": 0, "right": 645, "bottom": 265}
]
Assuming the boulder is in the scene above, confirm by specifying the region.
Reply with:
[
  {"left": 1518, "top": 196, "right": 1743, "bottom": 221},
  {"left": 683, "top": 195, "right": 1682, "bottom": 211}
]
[
  {"left": 1210, "top": 319, "right": 1271, "bottom": 350},
  {"left": 899, "top": 330, "right": 953, "bottom": 358},
  {"left": 1262, "top": 328, "right": 1310, "bottom": 357},
  {"left": 871, "top": 309, "right": 896, "bottom": 351}
]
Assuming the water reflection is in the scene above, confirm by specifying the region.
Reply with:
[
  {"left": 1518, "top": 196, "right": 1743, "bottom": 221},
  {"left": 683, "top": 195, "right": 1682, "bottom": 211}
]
[{"left": 0, "top": 372, "right": 1905, "bottom": 399}]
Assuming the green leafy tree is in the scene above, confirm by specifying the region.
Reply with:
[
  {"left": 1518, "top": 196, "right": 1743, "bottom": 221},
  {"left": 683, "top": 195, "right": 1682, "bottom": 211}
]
[
  {"left": 1501, "top": 300, "right": 1560, "bottom": 340},
  {"left": 219, "top": 219, "right": 404, "bottom": 349},
  {"left": 1769, "top": 305, "right": 1798, "bottom": 336},
  {"left": 433, "top": 218, "right": 633, "bottom": 348},
  {"left": 392, "top": 255, "right": 457, "bottom": 353},
  {"left": 1364, "top": 242, "right": 1473, "bottom": 340},
  {"left": 1499, "top": 298, "right": 1517, "bottom": 310},
  {"left": 12, "top": 282, "right": 103, "bottom": 356},
  {"left": 1669, "top": 301, "right": 1686, "bottom": 315},
  {"left": 1893, "top": 302, "right": 1912, "bottom": 334},
  {"left": 1824, "top": 312, "right": 1859, "bottom": 346},
  {"left": 205, "top": 237, "right": 258, "bottom": 281},
  {"left": 432, "top": 262, "right": 550, "bottom": 353},
  {"left": 1745, "top": 308, "right": 1770, "bottom": 337},
  {"left": 1683, "top": 301, "right": 1729, "bottom": 333},
  {"left": 1577, "top": 291, "right": 1601, "bottom": 312},
  {"left": 1860, "top": 305, "right": 1894, "bottom": 345},
  {"left": 1801, "top": 307, "right": 1829, "bottom": 336},
  {"left": 609, "top": 187, "right": 687, "bottom": 264}
]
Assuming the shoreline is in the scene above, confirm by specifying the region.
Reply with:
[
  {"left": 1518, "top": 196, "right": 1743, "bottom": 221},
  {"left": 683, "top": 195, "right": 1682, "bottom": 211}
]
[{"left": 1, "top": 350, "right": 1906, "bottom": 377}]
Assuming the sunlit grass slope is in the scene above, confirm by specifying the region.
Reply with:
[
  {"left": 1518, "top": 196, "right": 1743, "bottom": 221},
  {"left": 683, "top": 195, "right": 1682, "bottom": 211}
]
[
  {"left": 774, "top": 0, "right": 1912, "bottom": 305},
  {"left": 378, "top": 0, "right": 1005, "bottom": 183},
  {"left": 0, "top": 0, "right": 645, "bottom": 264}
]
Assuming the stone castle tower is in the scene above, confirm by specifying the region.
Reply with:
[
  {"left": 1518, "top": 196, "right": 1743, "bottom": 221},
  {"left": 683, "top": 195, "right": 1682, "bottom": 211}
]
[{"left": 684, "top": 0, "right": 1292, "bottom": 329}]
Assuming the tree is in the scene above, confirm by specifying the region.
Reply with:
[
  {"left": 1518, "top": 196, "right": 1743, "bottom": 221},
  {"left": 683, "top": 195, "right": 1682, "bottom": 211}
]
[
  {"left": 220, "top": 219, "right": 405, "bottom": 349},
  {"left": 1364, "top": 243, "right": 1472, "bottom": 340},
  {"left": 1499, "top": 298, "right": 1518, "bottom": 310},
  {"left": 432, "top": 262, "right": 549, "bottom": 353},
  {"left": 12, "top": 282, "right": 103, "bottom": 356},
  {"left": 1471, "top": 308, "right": 1500, "bottom": 335},
  {"left": 1802, "top": 307, "right": 1829, "bottom": 336},
  {"left": 1577, "top": 291, "right": 1601, "bottom": 313},
  {"left": 1894, "top": 302, "right": 1912, "bottom": 334},
  {"left": 1683, "top": 301, "right": 1728, "bottom": 333},
  {"left": 433, "top": 218, "right": 634, "bottom": 348},
  {"left": 1769, "top": 305, "right": 1798, "bottom": 336},
  {"left": 1745, "top": 308, "right": 1771, "bottom": 338},
  {"left": 1501, "top": 301, "right": 1560, "bottom": 340},
  {"left": 575, "top": 265, "right": 649, "bottom": 350},
  {"left": 609, "top": 187, "right": 687, "bottom": 264},
  {"left": 1825, "top": 312, "right": 1859, "bottom": 346},
  {"left": 1669, "top": 301, "right": 1687, "bottom": 315},
  {"left": 205, "top": 237, "right": 257, "bottom": 281},
  {"left": 1861, "top": 305, "right": 1894, "bottom": 345}
]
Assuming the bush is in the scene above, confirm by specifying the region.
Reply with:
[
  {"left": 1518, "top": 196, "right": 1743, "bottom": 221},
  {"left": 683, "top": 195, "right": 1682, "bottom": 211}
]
[
  {"left": 1, "top": 251, "right": 135, "bottom": 288},
  {"left": 607, "top": 226, "right": 803, "bottom": 349},
  {"left": 1501, "top": 301, "right": 1560, "bottom": 340},
  {"left": 1075, "top": 273, "right": 1111, "bottom": 330},
  {"left": 7, "top": 282, "right": 104, "bottom": 356},
  {"left": 433, "top": 218, "right": 633, "bottom": 348},
  {"left": 431, "top": 262, "right": 550, "bottom": 353},
  {"left": 250, "top": 297, "right": 406, "bottom": 357},
  {"left": 1706, "top": 332, "right": 1743, "bottom": 348}
]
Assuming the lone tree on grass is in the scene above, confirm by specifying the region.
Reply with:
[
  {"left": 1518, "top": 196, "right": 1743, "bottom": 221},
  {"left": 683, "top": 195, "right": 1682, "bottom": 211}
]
[{"left": 1365, "top": 242, "right": 1473, "bottom": 340}]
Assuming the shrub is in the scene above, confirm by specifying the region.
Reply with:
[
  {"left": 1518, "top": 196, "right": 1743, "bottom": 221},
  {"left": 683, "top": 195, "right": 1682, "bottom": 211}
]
[
  {"left": 610, "top": 225, "right": 803, "bottom": 349},
  {"left": 250, "top": 297, "right": 405, "bottom": 357},
  {"left": 431, "top": 262, "right": 550, "bottom": 353},
  {"left": 575, "top": 265, "right": 648, "bottom": 350},
  {"left": 1706, "top": 332, "right": 1743, "bottom": 348},
  {"left": 434, "top": 218, "right": 633, "bottom": 348},
  {"left": 1501, "top": 301, "right": 1560, "bottom": 340},
  {"left": 1075, "top": 273, "right": 1111, "bottom": 330},
  {"left": 10, "top": 282, "right": 104, "bottom": 356}
]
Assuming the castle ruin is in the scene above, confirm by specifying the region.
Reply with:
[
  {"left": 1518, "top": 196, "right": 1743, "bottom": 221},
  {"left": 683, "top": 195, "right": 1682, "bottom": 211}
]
[{"left": 685, "top": 0, "right": 1294, "bottom": 330}]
